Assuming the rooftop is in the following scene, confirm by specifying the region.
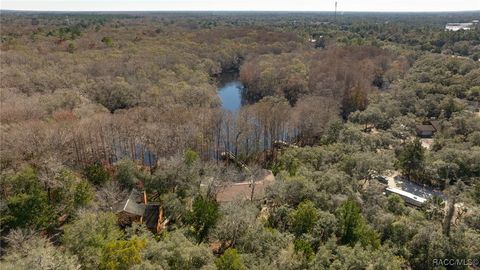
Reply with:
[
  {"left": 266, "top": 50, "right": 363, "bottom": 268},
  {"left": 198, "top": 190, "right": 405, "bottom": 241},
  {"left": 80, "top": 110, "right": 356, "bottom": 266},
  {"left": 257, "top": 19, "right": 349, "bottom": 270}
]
[
  {"left": 386, "top": 187, "right": 427, "bottom": 203},
  {"left": 117, "top": 189, "right": 146, "bottom": 216},
  {"left": 445, "top": 22, "right": 474, "bottom": 31},
  {"left": 416, "top": 124, "right": 436, "bottom": 132}
]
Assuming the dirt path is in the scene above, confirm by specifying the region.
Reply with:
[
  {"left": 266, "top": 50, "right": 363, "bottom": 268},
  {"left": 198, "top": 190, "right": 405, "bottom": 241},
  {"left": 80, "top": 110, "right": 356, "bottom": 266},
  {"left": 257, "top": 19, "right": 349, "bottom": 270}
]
[{"left": 385, "top": 170, "right": 399, "bottom": 188}]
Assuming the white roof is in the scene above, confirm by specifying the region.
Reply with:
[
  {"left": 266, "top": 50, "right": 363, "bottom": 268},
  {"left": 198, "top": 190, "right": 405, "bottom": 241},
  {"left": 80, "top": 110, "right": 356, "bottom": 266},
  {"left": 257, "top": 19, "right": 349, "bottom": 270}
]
[
  {"left": 386, "top": 187, "right": 427, "bottom": 203},
  {"left": 445, "top": 22, "right": 474, "bottom": 31}
]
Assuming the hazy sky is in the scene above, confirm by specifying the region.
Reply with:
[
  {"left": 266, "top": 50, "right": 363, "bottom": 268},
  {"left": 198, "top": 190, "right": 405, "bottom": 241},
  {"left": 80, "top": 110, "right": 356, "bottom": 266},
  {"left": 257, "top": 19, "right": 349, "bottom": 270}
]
[{"left": 1, "top": 0, "right": 479, "bottom": 12}]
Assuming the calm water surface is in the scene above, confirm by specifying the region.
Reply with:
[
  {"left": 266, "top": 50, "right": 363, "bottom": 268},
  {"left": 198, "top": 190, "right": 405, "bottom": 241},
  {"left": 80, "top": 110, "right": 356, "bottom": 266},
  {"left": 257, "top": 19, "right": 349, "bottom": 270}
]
[
  {"left": 217, "top": 71, "right": 244, "bottom": 112},
  {"left": 218, "top": 81, "right": 243, "bottom": 112}
]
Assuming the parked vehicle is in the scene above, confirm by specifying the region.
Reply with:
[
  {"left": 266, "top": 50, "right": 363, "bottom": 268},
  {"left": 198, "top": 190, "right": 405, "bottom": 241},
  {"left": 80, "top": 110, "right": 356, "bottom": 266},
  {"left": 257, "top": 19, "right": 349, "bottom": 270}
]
[{"left": 375, "top": 175, "right": 389, "bottom": 184}]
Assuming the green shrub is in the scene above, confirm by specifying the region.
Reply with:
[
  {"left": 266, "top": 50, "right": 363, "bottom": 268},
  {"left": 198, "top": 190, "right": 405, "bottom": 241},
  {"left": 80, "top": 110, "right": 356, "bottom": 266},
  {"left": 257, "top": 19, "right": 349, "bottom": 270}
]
[{"left": 84, "top": 163, "right": 111, "bottom": 185}]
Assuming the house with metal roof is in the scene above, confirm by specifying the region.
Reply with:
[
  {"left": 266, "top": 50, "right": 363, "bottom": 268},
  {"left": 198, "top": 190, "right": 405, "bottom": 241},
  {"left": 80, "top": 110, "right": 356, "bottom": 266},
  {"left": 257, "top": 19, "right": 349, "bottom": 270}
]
[
  {"left": 416, "top": 125, "right": 436, "bottom": 137},
  {"left": 416, "top": 120, "right": 440, "bottom": 138},
  {"left": 117, "top": 189, "right": 145, "bottom": 223},
  {"left": 385, "top": 187, "right": 427, "bottom": 207},
  {"left": 117, "top": 189, "right": 165, "bottom": 232}
]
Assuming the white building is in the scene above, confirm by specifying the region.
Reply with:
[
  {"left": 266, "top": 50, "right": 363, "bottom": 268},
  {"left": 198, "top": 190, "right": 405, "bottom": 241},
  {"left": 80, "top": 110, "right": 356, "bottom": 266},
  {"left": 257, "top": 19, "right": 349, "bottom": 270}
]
[
  {"left": 445, "top": 22, "right": 475, "bottom": 31},
  {"left": 385, "top": 187, "right": 427, "bottom": 207}
]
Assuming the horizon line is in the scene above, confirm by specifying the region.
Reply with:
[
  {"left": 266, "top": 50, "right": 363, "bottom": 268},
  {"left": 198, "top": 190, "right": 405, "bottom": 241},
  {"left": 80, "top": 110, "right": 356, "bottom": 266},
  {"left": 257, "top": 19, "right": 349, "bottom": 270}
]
[{"left": 2, "top": 9, "right": 480, "bottom": 13}]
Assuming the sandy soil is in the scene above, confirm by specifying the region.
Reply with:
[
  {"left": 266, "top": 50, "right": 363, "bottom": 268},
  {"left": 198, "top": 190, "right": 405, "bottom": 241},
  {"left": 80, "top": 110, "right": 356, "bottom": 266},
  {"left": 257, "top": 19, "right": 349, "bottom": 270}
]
[{"left": 420, "top": 138, "right": 434, "bottom": 150}]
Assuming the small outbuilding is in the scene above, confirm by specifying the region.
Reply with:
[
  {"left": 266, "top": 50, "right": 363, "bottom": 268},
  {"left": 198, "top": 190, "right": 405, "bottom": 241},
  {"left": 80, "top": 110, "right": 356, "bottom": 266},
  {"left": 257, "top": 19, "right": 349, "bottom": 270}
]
[
  {"left": 116, "top": 189, "right": 165, "bottom": 233},
  {"left": 416, "top": 120, "right": 440, "bottom": 138},
  {"left": 416, "top": 124, "right": 436, "bottom": 138},
  {"left": 117, "top": 189, "right": 146, "bottom": 226}
]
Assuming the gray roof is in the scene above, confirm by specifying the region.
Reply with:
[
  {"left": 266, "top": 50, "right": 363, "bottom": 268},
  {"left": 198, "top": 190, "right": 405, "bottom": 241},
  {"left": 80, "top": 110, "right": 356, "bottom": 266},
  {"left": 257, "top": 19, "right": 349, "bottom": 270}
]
[
  {"left": 416, "top": 124, "right": 436, "bottom": 132},
  {"left": 429, "top": 121, "right": 440, "bottom": 131},
  {"left": 386, "top": 187, "right": 427, "bottom": 203},
  {"left": 118, "top": 189, "right": 145, "bottom": 216},
  {"left": 121, "top": 198, "right": 146, "bottom": 216}
]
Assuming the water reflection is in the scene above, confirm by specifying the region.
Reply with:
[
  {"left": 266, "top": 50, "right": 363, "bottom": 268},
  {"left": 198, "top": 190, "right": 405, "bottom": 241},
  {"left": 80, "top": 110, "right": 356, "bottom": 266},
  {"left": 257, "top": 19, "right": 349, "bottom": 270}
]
[
  {"left": 217, "top": 71, "right": 244, "bottom": 112},
  {"left": 218, "top": 81, "right": 243, "bottom": 112}
]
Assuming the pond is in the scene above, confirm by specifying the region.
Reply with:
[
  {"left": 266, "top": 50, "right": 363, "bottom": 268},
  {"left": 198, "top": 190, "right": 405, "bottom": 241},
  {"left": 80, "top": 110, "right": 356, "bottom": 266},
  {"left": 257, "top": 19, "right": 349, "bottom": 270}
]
[{"left": 217, "top": 71, "right": 244, "bottom": 112}]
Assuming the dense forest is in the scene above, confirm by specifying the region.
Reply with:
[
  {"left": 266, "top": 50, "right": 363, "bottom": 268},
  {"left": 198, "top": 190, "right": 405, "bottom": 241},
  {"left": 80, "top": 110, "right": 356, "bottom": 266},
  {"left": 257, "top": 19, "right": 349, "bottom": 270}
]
[{"left": 0, "top": 11, "right": 479, "bottom": 270}]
